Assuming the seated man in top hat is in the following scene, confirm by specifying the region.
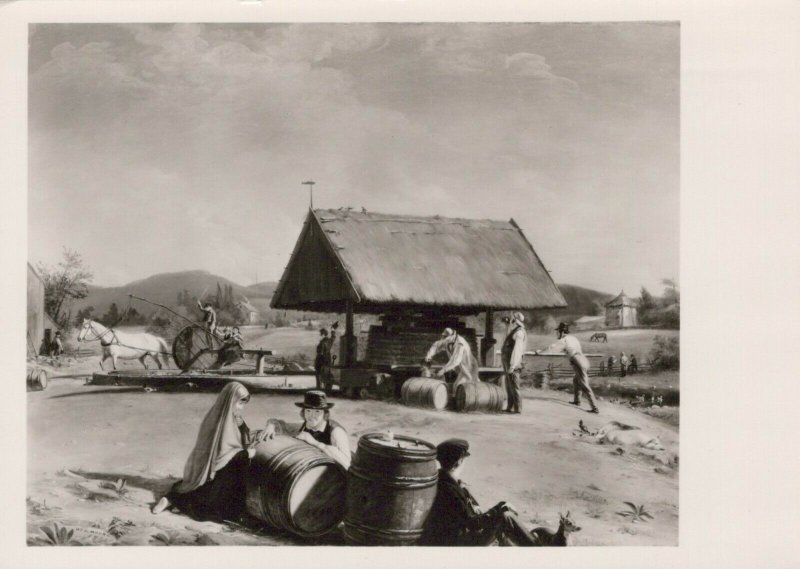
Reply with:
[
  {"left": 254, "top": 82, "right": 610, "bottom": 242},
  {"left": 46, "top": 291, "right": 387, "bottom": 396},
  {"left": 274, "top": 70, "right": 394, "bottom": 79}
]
[
  {"left": 261, "top": 390, "right": 351, "bottom": 469},
  {"left": 419, "top": 438, "right": 537, "bottom": 546}
]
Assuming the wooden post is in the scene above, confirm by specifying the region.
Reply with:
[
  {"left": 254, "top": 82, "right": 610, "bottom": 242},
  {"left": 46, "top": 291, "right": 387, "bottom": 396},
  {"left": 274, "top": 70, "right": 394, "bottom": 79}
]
[
  {"left": 481, "top": 309, "right": 496, "bottom": 366},
  {"left": 342, "top": 299, "right": 356, "bottom": 366}
]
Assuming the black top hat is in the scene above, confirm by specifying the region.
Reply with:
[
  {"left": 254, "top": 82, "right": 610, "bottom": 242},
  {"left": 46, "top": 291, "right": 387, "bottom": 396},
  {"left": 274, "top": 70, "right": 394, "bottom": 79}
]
[
  {"left": 557, "top": 322, "right": 570, "bottom": 333},
  {"left": 295, "top": 390, "right": 334, "bottom": 410}
]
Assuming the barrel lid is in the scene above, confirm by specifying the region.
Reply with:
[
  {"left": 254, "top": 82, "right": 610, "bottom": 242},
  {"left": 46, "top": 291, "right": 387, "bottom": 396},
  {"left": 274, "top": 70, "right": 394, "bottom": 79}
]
[{"left": 359, "top": 433, "right": 436, "bottom": 458}]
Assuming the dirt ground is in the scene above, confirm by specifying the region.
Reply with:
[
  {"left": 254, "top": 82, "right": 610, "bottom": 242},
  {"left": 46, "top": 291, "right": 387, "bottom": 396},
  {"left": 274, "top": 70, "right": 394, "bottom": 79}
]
[{"left": 27, "top": 354, "right": 679, "bottom": 547}]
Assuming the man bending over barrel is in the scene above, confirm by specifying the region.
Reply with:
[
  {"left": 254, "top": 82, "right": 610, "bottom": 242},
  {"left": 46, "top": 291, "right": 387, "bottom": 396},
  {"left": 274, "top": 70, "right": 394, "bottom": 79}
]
[
  {"left": 419, "top": 438, "right": 537, "bottom": 546},
  {"left": 424, "top": 328, "right": 479, "bottom": 392},
  {"left": 262, "top": 390, "right": 351, "bottom": 469}
]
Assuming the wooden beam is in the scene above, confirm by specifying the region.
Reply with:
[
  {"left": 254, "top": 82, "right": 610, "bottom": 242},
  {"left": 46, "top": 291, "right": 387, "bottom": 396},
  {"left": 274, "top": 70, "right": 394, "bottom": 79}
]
[
  {"left": 342, "top": 299, "right": 356, "bottom": 366},
  {"left": 481, "top": 309, "right": 496, "bottom": 366}
]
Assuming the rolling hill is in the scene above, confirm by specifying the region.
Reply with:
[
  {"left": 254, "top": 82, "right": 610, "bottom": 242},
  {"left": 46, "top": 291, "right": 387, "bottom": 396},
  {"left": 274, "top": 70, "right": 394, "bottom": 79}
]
[{"left": 69, "top": 270, "right": 615, "bottom": 323}]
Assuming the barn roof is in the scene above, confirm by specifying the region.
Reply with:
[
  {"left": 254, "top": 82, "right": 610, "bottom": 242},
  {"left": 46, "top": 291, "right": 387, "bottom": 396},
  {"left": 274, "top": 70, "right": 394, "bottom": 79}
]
[
  {"left": 271, "top": 209, "right": 567, "bottom": 314},
  {"left": 606, "top": 290, "right": 637, "bottom": 307}
]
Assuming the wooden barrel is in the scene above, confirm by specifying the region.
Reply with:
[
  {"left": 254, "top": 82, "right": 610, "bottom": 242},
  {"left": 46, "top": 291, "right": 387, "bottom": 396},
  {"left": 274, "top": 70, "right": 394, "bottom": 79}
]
[
  {"left": 344, "top": 433, "right": 438, "bottom": 545},
  {"left": 27, "top": 368, "right": 48, "bottom": 391},
  {"left": 245, "top": 435, "right": 347, "bottom": 538},
  {"left": 401, "top": 377, "right": 449, "bottom": 410},
  {"left": 455, "top": 382, "right": 507, "bottom": 413}
]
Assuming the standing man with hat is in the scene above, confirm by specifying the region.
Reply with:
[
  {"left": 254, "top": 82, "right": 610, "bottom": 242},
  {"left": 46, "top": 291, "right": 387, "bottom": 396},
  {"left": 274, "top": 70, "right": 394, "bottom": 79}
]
[
  {"left": 262, "top": 390, "right": 351, "bottom": 469},
  {"left": 424, "top": 328, "right": 479, "bottom": 391},
  {"left": 536, "top": 323, "right": 599, "bottom": 414},
  {"left": 315, "top": 322, "right": 338, "bottom": 394},
  {"left": 197, "top": 300, "right": 218, "bottom": 339},
  {"left": 419, "top": 438, "right": 537, "bottom": 546},
  {"left": 500, "top": 312, "right": 527, "bottom": 414}
]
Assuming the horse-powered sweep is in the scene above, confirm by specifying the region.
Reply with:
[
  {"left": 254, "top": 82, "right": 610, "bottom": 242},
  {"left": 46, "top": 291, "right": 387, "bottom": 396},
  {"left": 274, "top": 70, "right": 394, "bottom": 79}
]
[{"left": 84, "top": 295, "right": 317, "bottom": 394}]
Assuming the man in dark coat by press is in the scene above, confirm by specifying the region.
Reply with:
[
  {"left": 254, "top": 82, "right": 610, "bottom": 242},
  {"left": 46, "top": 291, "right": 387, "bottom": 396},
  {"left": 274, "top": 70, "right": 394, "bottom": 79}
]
[
  {"left": 314, "top": 322, "right": 338, "bottom": 393},
  {"left": 419, "top": 439, "right": 537, "bottom": 546}
]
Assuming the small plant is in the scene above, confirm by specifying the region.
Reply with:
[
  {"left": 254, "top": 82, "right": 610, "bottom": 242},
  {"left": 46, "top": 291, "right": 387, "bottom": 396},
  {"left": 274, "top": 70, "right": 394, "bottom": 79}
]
[
  {"left": 107, "top": 517, "right": 135, "bottom": 539},
  {"left": 32, "top": 522, "right": 83, "bottom": 546},
  {"left": 616, "top": 502, "right": 654, "bottom": 522}
]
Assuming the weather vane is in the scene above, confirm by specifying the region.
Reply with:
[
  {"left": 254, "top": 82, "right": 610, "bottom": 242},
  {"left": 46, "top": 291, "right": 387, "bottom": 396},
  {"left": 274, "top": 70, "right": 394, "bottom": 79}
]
[{"left": 301, "top": 180, "right": 316, "bottom": 208}]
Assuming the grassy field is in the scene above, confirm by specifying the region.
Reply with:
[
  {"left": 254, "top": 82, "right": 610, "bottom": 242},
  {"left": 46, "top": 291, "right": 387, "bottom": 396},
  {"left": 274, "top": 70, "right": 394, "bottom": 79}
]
[{"left": 525, "top": 328, "right": 678, "bottom": 364}]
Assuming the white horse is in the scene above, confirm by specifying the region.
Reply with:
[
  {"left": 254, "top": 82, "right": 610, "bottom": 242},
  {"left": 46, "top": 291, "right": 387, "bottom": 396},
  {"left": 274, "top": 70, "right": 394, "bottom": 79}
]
[{"left": 77, "top": 319, "right": 171, "bottom": 371}]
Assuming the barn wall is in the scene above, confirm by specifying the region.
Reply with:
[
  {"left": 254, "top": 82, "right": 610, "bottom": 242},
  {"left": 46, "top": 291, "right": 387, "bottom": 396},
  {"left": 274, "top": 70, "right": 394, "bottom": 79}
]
[
  {"left": 604, "top": 306, "right": 620, "bottom": 327},
  {"left": 27, "top": 264, "right": 45, "bottom": 355},
  {"left": 277, "top": 221, "right": 354, "bottom": 306}
]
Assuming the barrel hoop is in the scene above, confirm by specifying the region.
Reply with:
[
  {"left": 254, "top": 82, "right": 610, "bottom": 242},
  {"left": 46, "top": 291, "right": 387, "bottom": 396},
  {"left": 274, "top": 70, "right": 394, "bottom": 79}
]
[
  {"left": 343, "top": 519, "right": 424, "bottom": 540},
  {"left": 348, "top": 464, "right": 438, "bottom": 489}
]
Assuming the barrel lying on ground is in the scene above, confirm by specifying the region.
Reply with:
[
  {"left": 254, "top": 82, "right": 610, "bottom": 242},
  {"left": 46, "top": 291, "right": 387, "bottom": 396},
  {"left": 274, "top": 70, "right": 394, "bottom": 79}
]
[
  {"left": 454, "top": 381, "right": 507, "bottom": 413},
  {"left": 344, "top": 433, "right": 438, "bottom": 545},
  {"left": 401, "top": 377, "right": 449, "bottom": 410},
  {"left": 245, "top": 435, "right": 347, "bottom": 538},
  {"left": 27, "top": 368, "right": 48, "bottom": 391}
]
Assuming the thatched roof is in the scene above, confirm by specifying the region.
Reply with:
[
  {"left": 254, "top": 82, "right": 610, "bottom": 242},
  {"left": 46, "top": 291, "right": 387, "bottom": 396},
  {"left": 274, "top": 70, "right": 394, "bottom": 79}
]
[
  {"left": 271, "top": 209, "right": 567, "bottom": 314},
  {"left": 606, "top": 290, "right": 637, "bottom": 307}
]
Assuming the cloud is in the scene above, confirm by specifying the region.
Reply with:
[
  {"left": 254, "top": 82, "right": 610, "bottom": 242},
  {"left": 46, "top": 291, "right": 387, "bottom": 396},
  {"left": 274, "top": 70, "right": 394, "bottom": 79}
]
[{"left": 505, "top": 52, "right": 579, "bottom": 91}]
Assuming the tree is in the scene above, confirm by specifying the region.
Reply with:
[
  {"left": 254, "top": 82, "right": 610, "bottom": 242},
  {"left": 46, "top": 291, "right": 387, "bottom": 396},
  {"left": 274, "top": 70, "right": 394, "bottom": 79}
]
[
  {"left": 101, "top": 302, "right": 121, "bottom": 325},
  {"left": 37, "top": 248, "right": 94, "bottom": 330},
  {"left": 661, "top": 278, "right": 680, "bottom": 306},
  {"left": 74, "top": 306, "right": 95, "bottom": 327},
  {"left": 639, "top": 287, "right": 657, "bottom": 311}
]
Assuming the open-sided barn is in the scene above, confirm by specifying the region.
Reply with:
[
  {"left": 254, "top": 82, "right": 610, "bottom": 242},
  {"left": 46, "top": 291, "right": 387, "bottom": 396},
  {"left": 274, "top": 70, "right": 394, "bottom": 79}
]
[{"left": 271, "top": 209, "right": 567, "bottom": 367}]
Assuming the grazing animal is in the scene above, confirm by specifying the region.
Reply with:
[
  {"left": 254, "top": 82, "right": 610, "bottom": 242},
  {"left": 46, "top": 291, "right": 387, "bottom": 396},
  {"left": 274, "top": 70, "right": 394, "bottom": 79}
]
[
  {"left": 77, "top": 319, "right": 171, "bottom": 371},
  {"left": 530, "top": 512, "right": 581, "bottom": 546},
  {"left": 589, "top": 332, "right": 608, "bottom": 343}
]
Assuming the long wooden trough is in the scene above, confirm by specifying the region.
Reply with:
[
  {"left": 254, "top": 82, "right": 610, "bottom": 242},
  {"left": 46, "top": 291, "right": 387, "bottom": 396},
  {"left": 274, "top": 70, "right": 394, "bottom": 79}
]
[{"left": 89, "top": 369, "right": 317, "bottom": 393}]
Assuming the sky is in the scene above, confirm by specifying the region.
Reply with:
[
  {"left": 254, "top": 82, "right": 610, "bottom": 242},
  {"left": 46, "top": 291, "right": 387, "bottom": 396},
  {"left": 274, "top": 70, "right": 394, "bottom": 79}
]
[{"left": 28, "top": 22, "right": 679, "bottom": 296}]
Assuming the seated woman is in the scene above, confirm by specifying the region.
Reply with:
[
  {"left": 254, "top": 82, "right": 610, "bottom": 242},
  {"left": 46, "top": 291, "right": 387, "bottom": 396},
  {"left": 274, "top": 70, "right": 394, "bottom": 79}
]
[{"left": 151, "top": 381, "right": 265, "bottom": 521}]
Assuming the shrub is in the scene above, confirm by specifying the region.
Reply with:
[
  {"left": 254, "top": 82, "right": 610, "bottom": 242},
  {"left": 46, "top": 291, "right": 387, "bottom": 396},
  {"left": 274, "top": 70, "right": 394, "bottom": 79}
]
[{"left": 649, "top": 335, "right": 679, "bottom": 371}]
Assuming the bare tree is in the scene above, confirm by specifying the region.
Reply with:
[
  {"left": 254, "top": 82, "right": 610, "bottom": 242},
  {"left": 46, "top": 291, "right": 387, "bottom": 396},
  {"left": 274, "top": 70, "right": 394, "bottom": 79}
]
[{"left": 36, "top": 248, "right": 93, "bottom": 329}]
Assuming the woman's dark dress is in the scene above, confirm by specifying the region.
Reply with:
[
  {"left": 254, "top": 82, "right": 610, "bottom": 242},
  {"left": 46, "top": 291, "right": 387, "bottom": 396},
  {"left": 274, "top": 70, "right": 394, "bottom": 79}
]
[{"left": 167, "top": 422, "right": 251, "bottom": 522}]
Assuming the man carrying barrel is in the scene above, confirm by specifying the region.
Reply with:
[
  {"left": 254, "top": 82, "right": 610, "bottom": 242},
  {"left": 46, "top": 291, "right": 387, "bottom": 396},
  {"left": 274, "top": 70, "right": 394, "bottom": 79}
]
[
  {"left": 535, "top": 322, "right": 599, "bottom": 414},
  {"left": 424, "top": 328, "right": 479, "bottom": 392},
  {"left": 262, "top": 390, "right": 351, "bottom": 469},
  {"left": 315, "top": 322, "right": 338, "bottom": 394},
  {"left": 419, "top": 438, "right": 537, "bottom": 546},
  {"left": 500, "top": 312, "right": 527, "bottom": 414}
]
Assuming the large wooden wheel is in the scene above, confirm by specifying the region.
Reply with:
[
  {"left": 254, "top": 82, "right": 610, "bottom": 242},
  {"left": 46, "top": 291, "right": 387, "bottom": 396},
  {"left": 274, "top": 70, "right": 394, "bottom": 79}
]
[{"left": 172, "top": 325, "right": 224, "bottom": 371}]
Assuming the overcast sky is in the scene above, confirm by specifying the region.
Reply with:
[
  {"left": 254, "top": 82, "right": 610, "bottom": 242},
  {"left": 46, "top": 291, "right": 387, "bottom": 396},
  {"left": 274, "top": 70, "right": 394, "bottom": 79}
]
[{"left": 28, "top": 22, "right": 678, "bottom": 296}]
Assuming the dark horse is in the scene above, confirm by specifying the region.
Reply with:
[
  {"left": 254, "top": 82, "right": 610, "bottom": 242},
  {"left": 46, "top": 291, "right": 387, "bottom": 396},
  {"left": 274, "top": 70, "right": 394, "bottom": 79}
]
[{"left": 589, "top": 332, "right": 608, "bottom": 343}]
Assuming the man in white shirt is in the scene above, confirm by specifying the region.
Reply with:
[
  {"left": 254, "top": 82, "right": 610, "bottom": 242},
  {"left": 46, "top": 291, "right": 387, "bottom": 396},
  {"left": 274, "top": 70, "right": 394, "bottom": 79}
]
[
  {"left": 425, "top": 328, "right": 479, "bottom": 391},
  {"left": 535, "top": 322, "right": 599, "bottom": 414},
  {"left": 500, "top": 312, "right": 527, "bottom": 414}
]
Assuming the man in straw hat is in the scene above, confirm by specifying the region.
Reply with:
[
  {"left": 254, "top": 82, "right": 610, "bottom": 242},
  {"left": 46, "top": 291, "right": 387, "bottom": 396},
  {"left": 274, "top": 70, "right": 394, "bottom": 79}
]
[
  {"left": 262, "top": 390, "right": 351, "bottom": 469},
  {"left": 419, "top": 438, "right": 537, "bottom": 546},
  {"left": 500, "top": 312, "right": 527, "bottom": 414},
  {"left": 424, "top": 327, "right": 479, "bottom": 391},
  {"left": 536, "top": 322, "right": 599, "bottom": 414}
]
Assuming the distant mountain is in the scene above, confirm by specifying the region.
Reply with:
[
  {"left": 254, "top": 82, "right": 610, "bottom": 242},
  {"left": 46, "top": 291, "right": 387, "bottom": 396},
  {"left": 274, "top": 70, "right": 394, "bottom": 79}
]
[
  {"left": 71, "top": 270, "right": 278, "bottom": 319},
  {"left": 70, "top": 270, "right": 615, "bottom": 323},
  {"left": 556, "top": 284, "right": 615, "bottom": 317}
]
